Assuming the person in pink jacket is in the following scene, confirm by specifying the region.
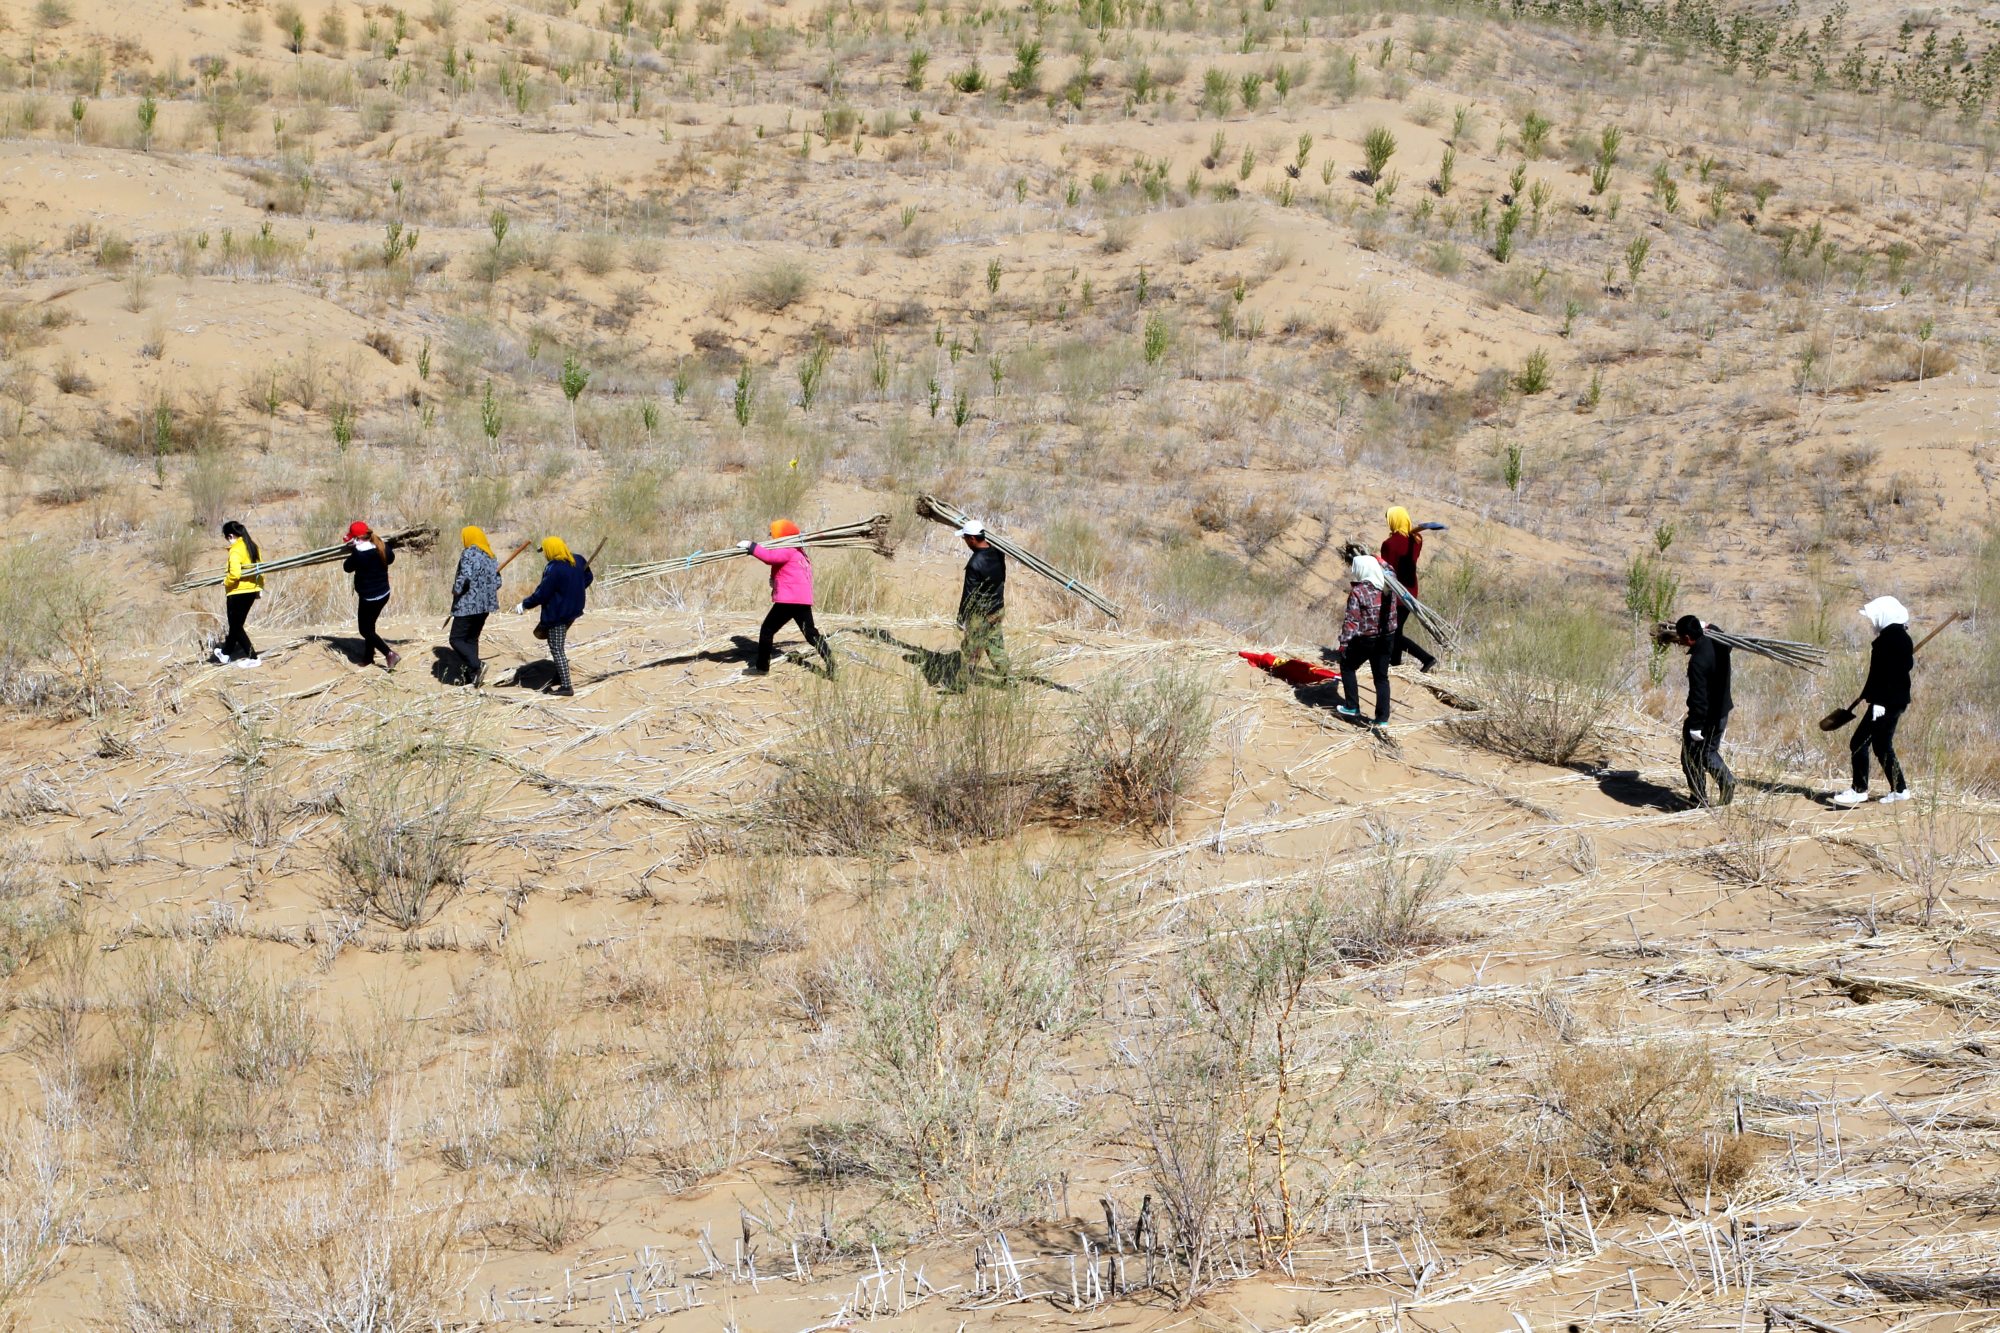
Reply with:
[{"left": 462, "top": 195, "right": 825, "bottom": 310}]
[{"left": 738, "top": 519, "right": 836, "bottom": 676}]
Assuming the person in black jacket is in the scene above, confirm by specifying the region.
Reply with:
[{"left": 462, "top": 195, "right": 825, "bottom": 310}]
[
  {"left": 1833, "top": 596, "right": 1914, "bottom": 806},
  {"left": 954, "top": 519, "right": 1007, "bottom": 689},
  {"left": 1674, "top": 615, "right": 1735, "bottom": 807},
  {"left": 514, "top": 536, "right": 592, "bottom": 697},
  {"left": 341, "top": 520, "right": 399, "bottom": 669}
]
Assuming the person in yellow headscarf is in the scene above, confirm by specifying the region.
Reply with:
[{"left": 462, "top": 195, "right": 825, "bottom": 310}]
[
  {"left": 448, "top": 526, "right": 502, "bottom": 686},
  {"left": 1380, "top": 505, "right": 1437, "bottom": 673},
  {"left": 513, "top": 535, "right": 595, "bottom": 697}
]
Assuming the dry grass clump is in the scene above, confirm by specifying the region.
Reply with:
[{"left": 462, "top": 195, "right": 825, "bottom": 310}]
[
  {"left": 0, "top": 541, "right": 119, "bottom": 717},
  {"left": 1446, "top": 1039, "right": 1759, "bottom": 1236},
  {"left": 740, "top": 258, "right": 812, "bottom": 314},
  {"left": 809, "top": 856, "right": 1101, "bottom": 1232},
  {"left": 329, "top": 708, "right": 489, "bottom": 928},
  {"left": 0, "top": 1116, "right": 83, "bottom": 1316},
  {"left": 1454, "top": 592, "right": 1630, "bottom": 766},
  {"left": 122, "top": 1164, "right": 468, "bottom": 1332},
  {"left": 1060, "top": 663, "right": 1215, "bottom": 828}
]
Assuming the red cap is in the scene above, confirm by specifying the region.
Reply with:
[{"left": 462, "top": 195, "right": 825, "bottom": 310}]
[{"left": 346, "top": 521, "right": 370, "bottom": 540}]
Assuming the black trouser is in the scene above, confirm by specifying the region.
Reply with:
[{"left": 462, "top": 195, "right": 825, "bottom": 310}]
[
  {"left": 449, "top": 613, "right": 487, "bottom": 683},
  {"left": 356, "top": 594, "right": 392, "bottom": 664},
  {"left": 756, "top": 602, "right": 834, "bottom": 674},
  {"left": 1339, "top": 633, "right": 1392, "bottom": 724},
  {"left": 1390, "top": 630, "right": 1435, "bottom": 672},
  {"left": 222, "top": 592, "right": 258, "bottom": 660},
  {"left": 1681, "top": 711, "right": 1736, "bottom": 806},
  {"left": 1851, "top": 706, "right": 1906, "bottom": 793}
]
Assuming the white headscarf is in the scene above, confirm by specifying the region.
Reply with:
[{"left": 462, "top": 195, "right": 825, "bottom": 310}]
[
  {"left": 1350, "top": 554, "right": 1388, "bottom": 589},
  {"left": 1860, "top": 596, "right": 1909, "bottom": 631}
]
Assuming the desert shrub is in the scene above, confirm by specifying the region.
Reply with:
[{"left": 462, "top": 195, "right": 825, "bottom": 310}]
[
  {"left": 1061, "top": 663, "right": 1213, "bottom": 828},
  {"left": 1454, "top": 593, "right": 1629, "bottom": 765},
  {"left": 122, "top": 1167, "right": 468, "bottom": 1332},
  {"left": 894, "top": 673, "right": 1047, "bottom": 841},
  {"left": 821, "top": 857, "right": 1099, "bottom": 1230},
  {"left": 0, "top": 1115, "right": 83, "bottom": 1316},
  {"left": 741, "top": 259, "right": 811, "bottom": 313},
  {"left": 1446, "top": 1039, "right": 1758, "bottom": 1236},
  {"left": 330, "top": 709, "right": 488, "bottom": 928},
  {"left": 0, "top": 542, "right": 118, "bottom": 715},
  {"left": 764, "top": 675, "right": 902, "bottom": 853},
  {"left": 39, "top": 441, "right": 109, "bottom": 504},
  {"left": 182, "top": 449, "right": 237, "bottom": 528},
  {"left": 1336, "top": 821, "right": 1455, "bottom": 961}
]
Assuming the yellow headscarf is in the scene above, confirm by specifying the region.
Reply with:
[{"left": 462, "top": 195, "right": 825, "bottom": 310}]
[
  {"left": 461, "top": 525, "right": 495, "bottom": 558},
  {"left": 1386, "top": 506, "right": 1413, "bottom": 537},
  {"left": 542, "top": 536, "right": 575, "bottom": 565}
]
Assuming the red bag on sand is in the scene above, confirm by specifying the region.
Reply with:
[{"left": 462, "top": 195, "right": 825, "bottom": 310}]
[{"left": 1239, "top": 651, "right": 1339, "bottom": 685}]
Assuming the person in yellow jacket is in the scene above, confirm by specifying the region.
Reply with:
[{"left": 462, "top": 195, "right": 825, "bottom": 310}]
[{"left": 215, "top": 520, "right": 264, "bottom": 667}]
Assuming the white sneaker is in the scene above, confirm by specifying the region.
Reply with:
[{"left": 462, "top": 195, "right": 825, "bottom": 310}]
[
  {"left": 1877, "top": 790, "right": 1911, "bottom": 804},
  {"left": 212, "top": 648, "right": 232, "bottom": 665},
  {"left": 1831, "top": 789, "right": 1869, "bottom": 807},
  {"left": 235, "top": 656, "right": 262, "bottom": 669}
]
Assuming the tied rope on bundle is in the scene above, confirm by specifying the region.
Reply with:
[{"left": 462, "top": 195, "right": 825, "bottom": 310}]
[
  {"left": 601, "top": 514, "right": 896, "bottom": 588},
  {"left": 1652, "top": 622, "right": 1828, "bottom": 671},
  {"left": 172, "top": 527, "right": 439, "bottom": 592},
  {"left": 913, "top": 494, "right": 1121, "bottom": 618}
]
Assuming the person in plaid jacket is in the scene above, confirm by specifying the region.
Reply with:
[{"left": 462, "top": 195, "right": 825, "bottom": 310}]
[{"left": 1336, "top": 554, "right": 1394, "bottom": 728}]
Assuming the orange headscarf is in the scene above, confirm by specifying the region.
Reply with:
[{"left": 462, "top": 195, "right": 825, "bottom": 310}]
[{"left": 769, "top": 519, "right": 801, "bottom": 539}]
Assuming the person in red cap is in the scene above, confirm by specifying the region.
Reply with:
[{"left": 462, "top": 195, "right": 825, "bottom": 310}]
[
  {"left": 341, "top": 520, "right": 399, "bottom": 669},
  {"left": 737, "top": 518, "right": 834, "bottom": 677}
]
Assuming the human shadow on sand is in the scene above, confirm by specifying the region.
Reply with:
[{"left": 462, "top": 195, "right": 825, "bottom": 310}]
[
  {"left": 851, "top": 626, "right": 1072, "bottom": 693},
  {"left": 1591, "top": 768, "right": 1688, "bottom": 813}
]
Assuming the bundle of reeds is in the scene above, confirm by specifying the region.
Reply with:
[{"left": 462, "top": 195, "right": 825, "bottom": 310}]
[
  {"left": 601, "top": 514, "right": 895, "bottom": 589},
  {"left": 1652, "top": 622, "right": 1827, "bottom": 670},
  {"left": 913, "top": 494, "right": 1121, "bottom": 618},
  {"left": 1380, "top": 567, "right": 1457, "bottom": 653},
  {"left": 172, "top": 527, "right": 439, "bottom": 592}
]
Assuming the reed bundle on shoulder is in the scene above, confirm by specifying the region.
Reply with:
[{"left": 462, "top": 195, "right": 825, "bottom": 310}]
[
  {"left": 1380, "top": 568, "right": 1457, "bottom": 654},
  {"left": 1652, "top": 622, "right": 1827, "bottom": 671},
  {"left": 172, "top": 527, "right": 439, "bottom": 592},
  {"left": 913, "top": 494, "right": 1121, "bottom": 618},
  {"left": 600, "top": 514, "right": 895, "bottom": 589}
]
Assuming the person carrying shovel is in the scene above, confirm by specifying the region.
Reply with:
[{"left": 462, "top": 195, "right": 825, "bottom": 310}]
[{"left": 1830, "top": 596, "right": 1916, "bottom": 807}]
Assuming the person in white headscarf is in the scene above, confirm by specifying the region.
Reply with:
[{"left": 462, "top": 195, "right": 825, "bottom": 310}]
[
  {"left": 1336, "top": 554, "right": 1394, "bottom": 728},
  {"left": 1832, "top": 596, "right": 1913, "bottom": 806}
]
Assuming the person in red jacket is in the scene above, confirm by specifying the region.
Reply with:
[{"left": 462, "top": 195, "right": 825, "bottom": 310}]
[
  {"left": 1379, "top": 505, "right": 1437, "bottom": 673},
  {"left": 738, "top": 519, "right": 835, "bottom": 677}
]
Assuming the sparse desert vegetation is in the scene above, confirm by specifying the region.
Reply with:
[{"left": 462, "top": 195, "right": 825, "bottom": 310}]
[{"left": 0, "top": 0, "right": 1992, "bottom": 1325}]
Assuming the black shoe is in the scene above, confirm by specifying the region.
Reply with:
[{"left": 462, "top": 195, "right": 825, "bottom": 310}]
[
  {"left": 743, "top": 664, "right": 770, "bottom": 677},
  {"left": 471, "top": 664, "right": 488, "bottom": 689},
  {"left": 1421, "top": 660, "right": 1437, "bottom": 674},
  {"left": 550, "top": 685, "right": 574, "bottom": 697}
]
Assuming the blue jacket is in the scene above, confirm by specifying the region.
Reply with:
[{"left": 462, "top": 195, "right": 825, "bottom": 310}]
[{"left": 522, "top": 555, "right": 592, "bottom": 628}]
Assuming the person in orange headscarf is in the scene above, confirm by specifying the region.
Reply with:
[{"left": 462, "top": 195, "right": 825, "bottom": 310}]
[{"left": 736, "top": 519, "right": 835, "bottom": 677}]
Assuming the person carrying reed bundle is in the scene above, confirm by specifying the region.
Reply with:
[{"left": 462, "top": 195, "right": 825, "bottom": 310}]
[
  {"left": 513, "top": 536, "right": 593, "bottom": 697},
  {"left": 342, "top": 520, "right": 400, "bottom": 670},
  {"left": 1334, "top": 555, "right": 1393, "bottom": 729},
  {"left": 1379, "top": 506, "right": 1443, "bottom": 674},
  {"left": 1831, "top": 596, "right": 1915, "bottom": 807},
  {"left": 448, "top": 526, "right": 502, "bottom": 687},
  {"left": 737, "top": 519, "right": 835, "bottom": 678},
  {"left": 955, "top": 518, "right": 1008, "bottom": 690},
  {"left": 1672, "top": 615, "right": 1735, "bottom": 807},
  {"left": 213, "top": 520, "right": 263, "bottom": 668}
]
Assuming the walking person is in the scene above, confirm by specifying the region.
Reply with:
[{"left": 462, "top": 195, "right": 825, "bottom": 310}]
[
  {"left": 955, "top": 518, "right": 1008, "bottom": 689},
  {"left": 448, "top": 526, "right": 501, "bottom": 687},
  {"left": 1674, "top": 615, "right": 1735, "bottom": 807},
  {"left": 1379, "top": 505, "right": 1437, "bottom": 673},
  {"left": 1335, "top": 555, "right": 1393, "bottom": 729},
  {"left": 215, "top": 520, "right": 263, "bottom": 668},
  {"left": 738, "top": 520, "right": 835, "bottom": 677},
  {"left": 342, "top": 520, "right": 399, "bottom": 670},
  {"left": 1832, "top": 596, "right": 1914, "bottom": 807},
  {"left": 513, "top": 536, "right": 593, "bottom": 697}
]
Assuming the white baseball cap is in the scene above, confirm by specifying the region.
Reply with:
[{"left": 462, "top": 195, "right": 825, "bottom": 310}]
[{"left": 957, "top": 519, "right": 985, "bottom": 537}]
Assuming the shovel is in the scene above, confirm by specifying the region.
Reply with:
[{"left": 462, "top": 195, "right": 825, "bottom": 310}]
[{"left": 1817, "top": 610, "right": 1960, "bottom": 731}]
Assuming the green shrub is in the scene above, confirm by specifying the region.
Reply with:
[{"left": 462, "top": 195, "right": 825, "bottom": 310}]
[
  {"left": 1062, "top": 664, "right": 1213, "bottom": 828},
  {"left": 1455, "top": 594, "right": 1630, "bottom": 765}
]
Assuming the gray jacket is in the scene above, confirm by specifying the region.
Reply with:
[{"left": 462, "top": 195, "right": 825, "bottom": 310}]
[{"left": 451, "top": 547, "right": 501, "bottom": 616}]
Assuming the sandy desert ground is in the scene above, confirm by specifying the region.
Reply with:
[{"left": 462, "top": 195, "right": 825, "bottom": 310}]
[{"left": 0, "top": 0, "right": 1997, "bottom": 1327}]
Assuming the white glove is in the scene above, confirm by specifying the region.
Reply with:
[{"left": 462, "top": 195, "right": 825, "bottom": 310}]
[
  {"left": 1871, "top": 705, "right": 1885, "bottom": 720},
  {"left": 736, "top": 540, "right": 753, "bottom": 551},
  {"left": 514, "top": 602, "right": 527, "bottom": 615},
  {"left": 1689, "top": 730, "right": 1704, "bottom": 741}
]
